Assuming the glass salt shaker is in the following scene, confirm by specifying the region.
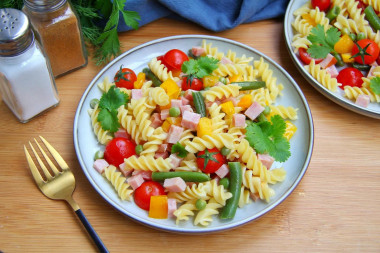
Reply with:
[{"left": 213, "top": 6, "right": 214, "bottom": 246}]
[
  {"left": 0, "top": 8, "right": 59, "bottom": 123},
  {"left": 22, "top": 0, "right": 87, "bottom": 77}
]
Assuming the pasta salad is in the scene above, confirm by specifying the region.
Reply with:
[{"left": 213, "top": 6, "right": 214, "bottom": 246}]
[
  {"left": 291, "top": 0, "right": 380, "bottom": 108},
  {"left": 88, "top": 40, "right": 298, "bottom": 227}
]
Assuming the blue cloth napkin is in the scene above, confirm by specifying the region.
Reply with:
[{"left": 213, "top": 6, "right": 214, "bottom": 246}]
[{"left": 118, "top": 0, "right": 290, "bottom": 32}]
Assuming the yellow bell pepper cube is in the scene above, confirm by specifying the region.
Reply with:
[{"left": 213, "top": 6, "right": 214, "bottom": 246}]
[
  {"left": 334, "top": 34, "right": 354, "bottom": 54},
  {"left": 202, "top": 75, "right": 219, "bottom": 88},
  {"left": 284, "top": 121, "right": 297, "bottom": 141},
  {"left": 228, "top": 74, "right": 243, "bottom": 83},
  {"left": 220, "top": 101, "right": 235, "bottom": 116},
  {"left": 237, "top": 94, "right": 252, "bottom": 109},
  {"left": 162, "top": 117, "right": 182, "bottom": 132},
  {"left": 341, "top": 53, "right": 355, "bottom": 63},
  {"left": 197, "top": 117, "right": 213, "bottom": 137},
  {"left": 160, "top": 78, "right": 181, "bottom": 99},
  {"left": 133, "top": 72, "right": 146, "bottom": 89},
  {"left": 148, "top": 195, "right": 168, "bottom": 219}
]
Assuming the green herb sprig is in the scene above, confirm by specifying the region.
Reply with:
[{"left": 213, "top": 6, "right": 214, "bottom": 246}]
[
  {"left": 181, "top": 56, "right": 219, "bottom": 85},
  {"left": 171, "top": 143, "right": 189, "bottom": 158},
  {"left": 307, "top": 24, "right": 341, "bottom": 59}
]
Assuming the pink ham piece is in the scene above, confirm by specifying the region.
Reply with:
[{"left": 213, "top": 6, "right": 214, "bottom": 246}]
[
  {"left": 119, "top": 162, "right": 133, "bottom": 177},
  {"left": 168, "top": 154, "right": 183, "bottom": 168},
  {"left": 245, "top": 102, "right": 264, "bottom": 120},
  {"left": 319, "top": 53, "right": 335, "bottom": 69},
  {"left": 181, "top": 111, "right": 201, "bottom": 130},
  {"left": 157, "top": 143, "right": 168, "bottom": 153},
  {"left": 175, "top": 79, "right": 183, "bottom": 88},
  {"left": 160, "top": 109, "right": 170, "bottom": 121},
  {"left": 258, "top": 153, "right": 275, "bottom": 169},
  {"left": 191, "top": 46, "right": 206, "bottom": 57},
  {"left": 326, "top": 64, "right": 338, "bottom": 78},
  {"left": 181, "top": 96, "right": 190, "bottom": 105},
  {"left": 131, "top": 89, "right": 143, "bottom": 100},
  {"left": 166, "top": 125, "right": 184, "bottom": 144},
  {"left": 167, "top": 198, "right": 177, "bottom": 218},
  {"left": 93, "top": 159, "right": 109, "bottom": 174},
  {"left": 164, "top": 177, "right": 187, "bottom": 192},
  {"left": 220, "top": 57, "right": 233, "bottom": 65},
  {"left": 367, "top": 65, "right": 379, "bottom": 78},
  {"left": 180, "top": 105, "right": 193, "bottom": 115},
  {"left": 171, "top": 99, "right": 182, "bottom": 109},
  {"left": 127, "top": 174, "right": 144, "bottom": 190},
  {"left": 233, "top": 113, "right": 246, "bottom": 127},
  {"left": 114, "top": 129, "right": 130, "bottom": 139},
  {"left": 150, "top": 113, "right": 163, "bottom": 128},
  {"left": 222, "top": 97, "right": 237, "bottom": 106},
  {"left": 355, "top": 94, "right": 371, "bottom": 108},
  {"left": 184, "top": 89, "right": 195, "bottom": 101},
  {"left": 132, "top": 170, "right": 152, "bottom": 180},
  {"left": 154, "top": 151, "right": 169, "bottom": 159},
  {"left": 215, "top": 164, "right": 229, "bottom": 178}
]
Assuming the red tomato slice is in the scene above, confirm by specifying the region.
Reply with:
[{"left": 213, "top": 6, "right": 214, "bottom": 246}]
[
  {"left": 352, "top": 39, "right": 380, "bottom": 65},
  {"left": 163, "top": 49, "right": 189, "bottom": 71},
  {"left": 104, "top": 137, "right": 136, "bottom": 167},
  {"left": 114, "top": 67, "right": 137, "bottom": 90},
  {"left": 311, "top": 0, "right": 331, "bottom": 11},
  {"left": 298, "top": 48, "right": 323, "bottom": 65},
  {"left": 196, "top": 148, "right": 226, "bottom": 174},
  {"left": 134, "top": 181, "right": 166, "bottom": 211},
  {"left": 181, "top": 76, "right": 203, "bottom": 91},
  {"left": 337, "top": 67, "right": 364, "bottom": 88}
]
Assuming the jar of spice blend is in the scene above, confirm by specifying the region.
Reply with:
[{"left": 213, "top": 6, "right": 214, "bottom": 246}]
[
  {"left": 23, "top": 0, "right": 87, "bottom": 77},
  {"left": 0, "top": 8, "right": 59, "bottom": 123}
]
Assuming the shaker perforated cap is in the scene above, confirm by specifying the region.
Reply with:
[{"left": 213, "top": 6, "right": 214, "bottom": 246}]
[
  {"left": 23, "top": 0, "right": 66, "bottom": 12},
  {"left": 0, "top": 8, "right": 34, "bottom": 56}
]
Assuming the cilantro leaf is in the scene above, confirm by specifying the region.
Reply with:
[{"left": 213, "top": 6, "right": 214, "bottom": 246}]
[
  {"left": 245, "top": 115, "right": 291, "bottom": 162},
  {"left": 97, "top": 108, "right": 120, "bottom": 133},
  {"left": 370, "top": 77, "right": 380, "bottom": 95},
  {"left": 171, "top": 142, "right": 189, "bottom": 158},
  {"left": 181, "top": 56, "right": 219, "bottom": 79},
  {"left": 307, "top": 24, "right": 341, "bottom": 59}
]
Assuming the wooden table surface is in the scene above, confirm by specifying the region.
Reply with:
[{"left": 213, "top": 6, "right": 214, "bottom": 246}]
[{"left": 1, "top": 16, "right": 380, "bottom": 253}]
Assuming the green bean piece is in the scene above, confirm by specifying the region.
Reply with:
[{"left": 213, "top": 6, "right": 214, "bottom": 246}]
[
  {"left": 151, "top": 171, "right": 211, "bottom": 182},
  {"left": 231, "top": 81, "right": 266, "bottom": 91},
  {"left": 257, "top": 113, "right": 268, "bottom": 122},
  {"left": 192, "top": 91, "right": 207, "bottom": 117},
  {"left": 169, "top": 107, "right": 181, "bottom": 117},
  {"left": 219, "top": 177, "right": 230, "bottom": 189},
  {"left": 326, "top": 6, "right": 340, "bottom": 22},
  {"left": 195, "top": 199, "right": 207, "bottom": 210},
  {"left": 263, "top": 105, "right": 271, "bottom": 115},
  {"left": 357, "top": 32, "right": 366, "bottom": 41},
  {"left": 219, "top": 77, "right": 227, "bottom": 85},
  {"left": 220, "top": 147, "right": 231, "bottom": 156},
  {"left": 90, "top": 98, "right": 99, "bottom": 109},
  {"left": 332, "top": 52, "right": 345, "bottom": 67},
  {"left": 349, "top": 33, "right": 357, "bottom": 42},
  {"left": 220, "top": 162, "right": 242, "bottom": 219},
  {"left": 365, "top": 6, "right": 380, "bottom": 31},
  {"left": 94, "top": 150, "right": 104, "bottom": 160},
  {"left": 135, "top": 145, "right": 143, "bottom": 155},
  {"left": 142, "top": 68, "right": 162, "bottom": 87},
  {"left": 352, "top": 63, "right": 371, "bottom": 71}
]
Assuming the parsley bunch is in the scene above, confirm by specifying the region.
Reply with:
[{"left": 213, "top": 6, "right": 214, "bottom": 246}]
[
  {"left": 181, "top": 56, "right": 219, "bottom": 83},
  {"left": 307, "top": 24, "right": 341, "bottom": 59},
  {"left": 245, "top": 115, "right": 291, "bottom": 162}
]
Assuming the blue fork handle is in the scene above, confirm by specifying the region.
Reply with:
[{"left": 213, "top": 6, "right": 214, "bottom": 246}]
[{"left": 75, "top": 209, "right": 109, "bottom": 253}]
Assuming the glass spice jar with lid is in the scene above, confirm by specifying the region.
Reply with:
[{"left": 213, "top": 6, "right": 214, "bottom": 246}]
[
  {"left": 22, "top": 0, "right": 87, "bottom": 77},
  {"left": 0, "top": 8, "right": 60, "bottom": 123}
]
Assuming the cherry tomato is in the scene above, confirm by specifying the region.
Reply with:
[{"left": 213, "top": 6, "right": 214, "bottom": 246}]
[
  {"left": 134, "top": 181, "right": 166, "bottom": 211},
  {"left": 181, "top": 76, "right": 203, "bottom": 91},
  {"left": 352, "top": 39, "right": 380, "bottom": 65},
  {"left": 114, "top": 66, "right": 137, "bottom": 89},
  {"left": 104, "top": 137, "right": 136, "bottom": 167},
  {"left": 298, "top": 48, "right": 323, "bottom": 65},
  {"left": 311, "top": 0, "right": 331, "bottom": 11},
  {"left": 336, "top": 67, "right": 364, "bottom": 88},
  {"left": 163, "top": 49, "right": 189, "bottom": 71},
  {"left": 196, "top": 148, "right": 226, "bottom": 174}
]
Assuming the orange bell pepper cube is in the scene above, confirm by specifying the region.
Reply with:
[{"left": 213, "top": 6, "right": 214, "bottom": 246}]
[
  {"left": 220, "top": 101, "right": 235, "bottom": 116},
  {"left": 237, "top": 94, "right": 252, "bottom": 109},
  {"left": 148, "top": 195, "right": 168, "bottom": 219},
  {"left": 160, "top": 78, "right": 181, "bottom": 99},
  {"left": 197, "top": 117, "right": 213, "bottom": 137},
  {"left": 334, "top": 34, "right": 354, "bottom": 54}
]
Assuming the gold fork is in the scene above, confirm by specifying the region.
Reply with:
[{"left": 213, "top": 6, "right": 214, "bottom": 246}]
[{"left": 24, "top": 136, "right": 108, "bottom": 253}]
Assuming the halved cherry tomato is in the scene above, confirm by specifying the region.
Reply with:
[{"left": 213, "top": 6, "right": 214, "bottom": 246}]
[
  {"left": 104, "top": 137, "right": 136, "bottom": 167},
  {"left": 311, "top": 0, "right": 331, "bottom": 11},
  {"left": 163, "top": 49, "right": 189, "bottom": 71},
  {"left": 352, "top": 39, "right": 380, "bottom": 65},
  {"left": 134, "top": 181, "right": 166, "bottom": 211},
  {"left": 114, "top": 66, "right": 137, "bottom": 89},
  {"left": 299, "top": 48, "right": 323, "bottom": 65},
  {"left": 336, "top": 67, "right": 364, "bottom": 88},
  {"left": 181, "top": 76, "right": 203, "bottom": 91},
  {"left": 196, "top": 148, "right": 226, "bottom": 174}
]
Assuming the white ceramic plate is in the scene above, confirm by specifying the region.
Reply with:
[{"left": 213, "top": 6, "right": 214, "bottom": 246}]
[
  {"left": 73, "top": 35, "right": 313, "bottom": 233},
  {"left": 284, "top": 0, "right": 380, "bottom": 119}
]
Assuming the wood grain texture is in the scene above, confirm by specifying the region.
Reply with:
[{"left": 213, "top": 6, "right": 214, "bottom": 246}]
[{"left": 1, "top": 17, "right": 380, "bottom": 253}]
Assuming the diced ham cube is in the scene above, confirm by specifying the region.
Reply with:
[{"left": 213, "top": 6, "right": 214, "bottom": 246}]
[
  {"left": 176, "top": 79, "right": 183, "bottom": 87},
  {"left": 157, "top": 143, "right": 168, "bottom": 153},
  {"left": 250, "top": 192, "right": 259, "bottom": 202},
  {"left": 131, "top": 89, "right": 143, "bottom": 100},
  {"left": 171, "top": 99, "right": 183, "bottom": 109},
  {"left": 220, "top": 57, "right": 233, "bottom": 65},
  {"left": 181, "top": 111, "right": 201, "bottom": 130},
  {"left": 245, "top": 102, "right": 264, "bottom": 120},
  {"left": 184, "top": 89, "right": 195, "bottom": 101},
  {"left": 258, "top": 153, "right": 275, "bottom": 169},
  {"left": 166, "top": 125, "right": 184, "bottom": 144},
  {"left": 160, "top": 109, "right": 170, "bottom": 121},
  {"left": 180, "top": 105, "right": 193, "bottom": 115},
  {"left": 150, "top": 113, "right": 163, "bottom": 128},
  {"left": 368, "top": 65, "right": 378, "bottom": 78},
  {"left": 167, "top": 198, "right": 177, "bottom": 218},
  {"left": 154, "top": 151, "right": 169, "bottom": 159},
  {"left": 132, "top": 170, "right": 152, "bottom": 180},
  {"left": 168, "top": 154, "right": 183, "bottom": 168},
  {"left": 164, "top": 177, "right": 187, "bottom": 192},
  {"left": 180, "top": 96, "right": 190, "bottom": 105},
  {"left": 114, "top": 129, "right": 130, "bottom": 139},
  {"left": 191, "top": 46, "right": 206, "bottom": 57},
  {"left": 127, "top": 174, "right": 144, "bottom": 190},
  {"left": 355, "top": 94, "right": 371, "bottom": 108},
  {"left": 233, "top": 113, "right": 246, "bottom": 128},
  {"left": 326, "top": 64, "right": 338, "bottom": 78},
  {"left": 93, "top": 159, "right": 109, "bottom": 174},
  {"left": 215, "top": 164, "right": 229, "bottom": 178},
  {"left": 119, "top": 162, "right": 133, "bottom": 177},
  {"left": 319, "top": 53, "right": 335, "bottom": 69}
]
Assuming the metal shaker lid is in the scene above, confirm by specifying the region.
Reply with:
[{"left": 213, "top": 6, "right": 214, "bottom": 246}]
[
  {"left": 23, "top": 0, "right": 66, "bottom": 12},
  {"left": 0, "top": 8, "right": 34, "bottom": 57}
]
